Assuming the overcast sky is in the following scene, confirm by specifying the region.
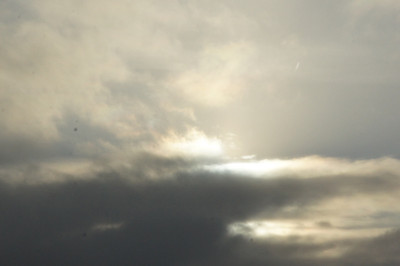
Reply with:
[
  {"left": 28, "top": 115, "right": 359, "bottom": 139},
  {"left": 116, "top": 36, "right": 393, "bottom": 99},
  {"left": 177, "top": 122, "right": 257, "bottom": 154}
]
[{"left": 2, "top": 0, "right": 400, "bottom": 265}]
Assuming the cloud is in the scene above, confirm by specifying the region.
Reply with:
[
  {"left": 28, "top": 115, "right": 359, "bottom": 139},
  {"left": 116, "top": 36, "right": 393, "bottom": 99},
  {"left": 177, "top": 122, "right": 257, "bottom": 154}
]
[
  {"left": 0, "top": 0, "right": 259, "bottom": 166},
  {"left": 1, "top": 154, "right": 400, "bottom": 265},
  {"left": 2, "top": 0, "right": 400, "bottom": 163},
  {"left": 2, "top": 1, "right": 400, "bottom": 265},
  {"left": 170, "top": 41, "right": 256, "bottom": 106}
]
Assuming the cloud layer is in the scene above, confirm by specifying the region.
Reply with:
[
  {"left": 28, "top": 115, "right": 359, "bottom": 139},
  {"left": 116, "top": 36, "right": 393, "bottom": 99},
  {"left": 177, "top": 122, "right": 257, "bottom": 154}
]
[
  {"left": 1, "top": 154, "right": 400, "bottom": 265},
  {"left": 2, "top": 0, "right": 400, "bottom": 265},
  {"left": 2, "top": 0, "right": 400, "bottom": 163}
]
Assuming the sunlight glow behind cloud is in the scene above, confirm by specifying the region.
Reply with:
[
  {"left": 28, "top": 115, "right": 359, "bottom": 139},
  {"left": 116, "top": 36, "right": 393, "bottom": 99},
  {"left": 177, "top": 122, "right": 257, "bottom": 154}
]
[
  {"left": 159, "top": 129, "right": 223, "bottom": 157},
  {"left": 204, "top": 156, "right": 400, "bottom": 178}
]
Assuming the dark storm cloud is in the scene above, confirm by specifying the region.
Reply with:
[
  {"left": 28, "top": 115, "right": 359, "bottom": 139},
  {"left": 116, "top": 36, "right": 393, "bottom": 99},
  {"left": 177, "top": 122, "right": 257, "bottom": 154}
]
[
  {"left": 340, "top": 229, "right": 400, "bottom": 266},
  {"left": 1, "top": 158, "right": 400, "bottom": 265}
]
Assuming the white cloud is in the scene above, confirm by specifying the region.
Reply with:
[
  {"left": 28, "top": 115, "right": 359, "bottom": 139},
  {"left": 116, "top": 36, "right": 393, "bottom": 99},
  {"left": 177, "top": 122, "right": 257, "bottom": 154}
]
[{"left": 158, "top": 129, "right": 223, "bottom": 158}]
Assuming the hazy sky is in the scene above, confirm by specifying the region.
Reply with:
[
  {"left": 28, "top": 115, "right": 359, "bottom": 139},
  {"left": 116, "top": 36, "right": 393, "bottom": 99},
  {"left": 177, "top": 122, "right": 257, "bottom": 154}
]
[{"left": 2, "top": 0, "right": 400, "bottom": 265}]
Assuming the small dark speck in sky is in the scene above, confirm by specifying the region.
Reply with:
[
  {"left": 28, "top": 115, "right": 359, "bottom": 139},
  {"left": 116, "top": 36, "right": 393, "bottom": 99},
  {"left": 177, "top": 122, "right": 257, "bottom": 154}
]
[{"left": 74, "top": 127, "right": 78, "bottom": 132}]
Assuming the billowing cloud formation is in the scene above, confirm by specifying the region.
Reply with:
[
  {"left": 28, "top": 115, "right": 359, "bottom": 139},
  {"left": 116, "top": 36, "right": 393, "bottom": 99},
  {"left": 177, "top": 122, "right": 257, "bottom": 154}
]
[
  {"left": 2, "top": 0, "right": 400, "bottom": 163},
  {"left": 2, "top": 0, "right": 400, "bottom": 265}
]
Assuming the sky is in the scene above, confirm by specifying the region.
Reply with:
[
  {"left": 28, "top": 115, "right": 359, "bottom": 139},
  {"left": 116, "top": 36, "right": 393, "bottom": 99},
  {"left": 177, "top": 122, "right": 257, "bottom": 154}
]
[{"left": 1, "top": 0, "right": 400, "bottom": 265}]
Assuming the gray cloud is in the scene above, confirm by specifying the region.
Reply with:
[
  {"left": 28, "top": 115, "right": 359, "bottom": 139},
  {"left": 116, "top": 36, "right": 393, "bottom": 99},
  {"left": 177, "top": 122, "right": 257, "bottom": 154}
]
[{"left": 1, "top": 154, "right": 400, "bottom": 265}]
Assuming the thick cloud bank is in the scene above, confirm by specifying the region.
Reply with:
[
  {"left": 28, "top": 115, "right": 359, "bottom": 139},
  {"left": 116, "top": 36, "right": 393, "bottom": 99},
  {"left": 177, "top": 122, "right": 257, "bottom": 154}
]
[{"left": 1, "top": 155, "right": 400, "bottom": 265}]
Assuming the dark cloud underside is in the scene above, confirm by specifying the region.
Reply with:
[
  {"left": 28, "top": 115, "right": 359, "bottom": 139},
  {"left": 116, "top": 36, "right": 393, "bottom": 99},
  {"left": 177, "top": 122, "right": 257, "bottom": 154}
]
[{"left": 1, "top": 164, "right": 400, "bottom": 265}]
